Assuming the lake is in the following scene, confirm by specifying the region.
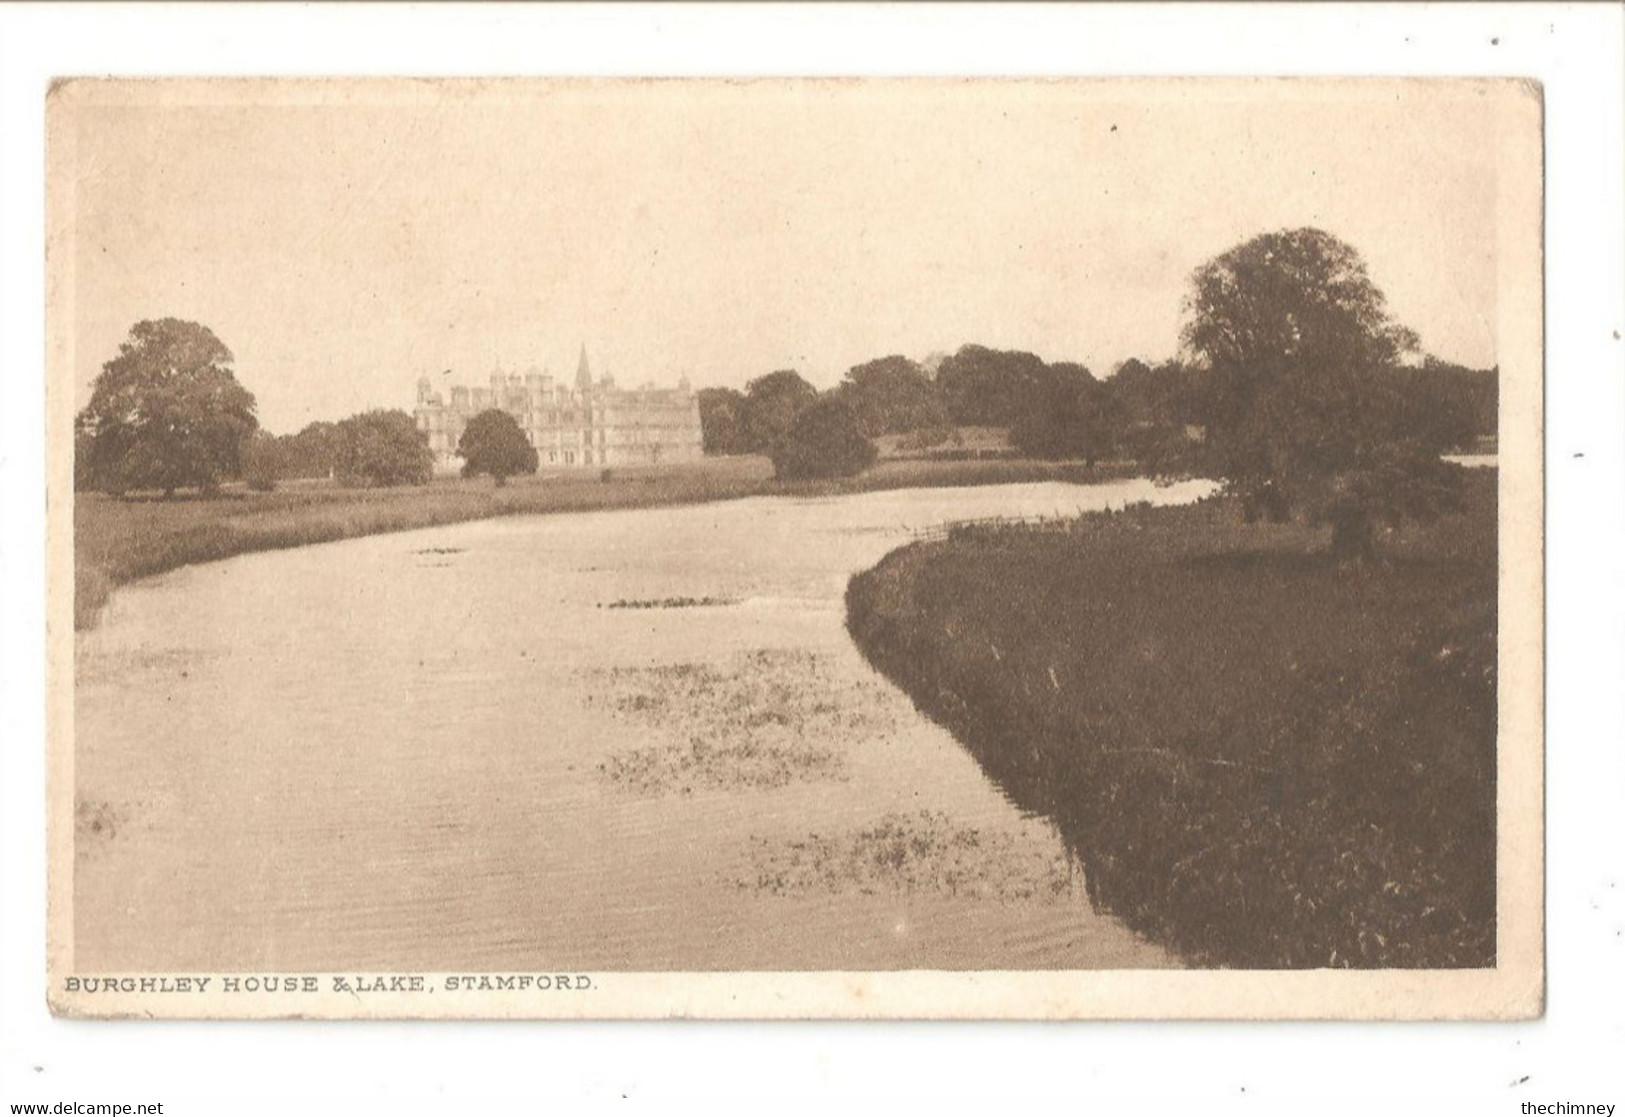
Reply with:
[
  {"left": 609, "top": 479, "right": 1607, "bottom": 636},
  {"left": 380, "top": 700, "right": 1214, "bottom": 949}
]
[{"left": 74, "top": 478, "right": 1213, "bottom": 972}]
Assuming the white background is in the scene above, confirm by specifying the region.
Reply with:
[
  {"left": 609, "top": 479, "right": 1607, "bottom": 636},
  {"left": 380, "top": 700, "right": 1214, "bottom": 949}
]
[{"left": 2, "top": 4, "right": 1621, "bottom": 1112}]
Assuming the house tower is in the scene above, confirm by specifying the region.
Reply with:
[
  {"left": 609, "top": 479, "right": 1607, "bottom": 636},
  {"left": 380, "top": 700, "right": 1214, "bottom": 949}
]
[{"left": 575, "top": 344, "right": 592, "bottom": 392}]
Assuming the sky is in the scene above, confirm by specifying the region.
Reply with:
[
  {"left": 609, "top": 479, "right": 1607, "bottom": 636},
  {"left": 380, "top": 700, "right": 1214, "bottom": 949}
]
[{"left": 61, "top": 79, "right": 1512, "bottom": 435}]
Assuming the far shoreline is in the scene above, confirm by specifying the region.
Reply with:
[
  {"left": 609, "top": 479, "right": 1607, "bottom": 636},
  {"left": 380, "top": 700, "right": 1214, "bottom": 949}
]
[{"left": 72, "top": 454, "right": 1146, "bottom": 632}]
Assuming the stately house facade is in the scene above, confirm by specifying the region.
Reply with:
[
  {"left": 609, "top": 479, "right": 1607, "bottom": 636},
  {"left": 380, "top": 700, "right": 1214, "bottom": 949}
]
[{"left": 414, "top": 346, "right": 704, "bottom": 473}]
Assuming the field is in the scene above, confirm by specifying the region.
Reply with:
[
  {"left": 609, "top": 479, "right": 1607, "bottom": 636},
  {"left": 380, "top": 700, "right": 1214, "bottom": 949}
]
[
  {"left": 846, "top": 471, "right": 1498, "bottom": 968},
  {"left": 72, "top": 453, "right": 1138, "bottom": 630}
]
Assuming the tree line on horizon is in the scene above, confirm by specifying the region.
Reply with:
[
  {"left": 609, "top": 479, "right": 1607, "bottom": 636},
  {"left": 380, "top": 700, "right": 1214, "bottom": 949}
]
[
  {"left": 698, "top": 344, "right": 1496, "bottom": 473},
  {"left": 74, "top": 227, "right": 1499, "bottom": 559},
  {"left": 698, "top": 227, "right": 1499, "bottom": 557},
  {"left": 229, "top": 338, "right": 1493, "bottom": 494}
]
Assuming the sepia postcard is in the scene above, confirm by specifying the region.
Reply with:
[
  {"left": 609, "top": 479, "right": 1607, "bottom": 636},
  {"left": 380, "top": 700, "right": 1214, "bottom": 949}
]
[{"left": 46, "top": 77, "right": 1543, "bottom": 1020}]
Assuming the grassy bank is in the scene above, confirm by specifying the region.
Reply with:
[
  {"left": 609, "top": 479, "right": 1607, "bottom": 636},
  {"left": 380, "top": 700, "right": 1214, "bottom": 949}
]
[
  {"left": 845, "top": 472, "right": 1497, "bottom": 968},
  {"left": 73, "top": 454, "right": 1137, "bottom": 631}
]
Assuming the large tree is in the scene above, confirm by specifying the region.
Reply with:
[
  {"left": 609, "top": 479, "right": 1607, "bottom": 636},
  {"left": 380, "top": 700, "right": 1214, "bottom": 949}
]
[
  {"left": 238, "top": 430, "right": 282, "bottom": 491},
  {"left": 75, "top": 319, "right": 258, "bottom": 496},
  {"left": 1009, "top": 362, "right": 1123, "bottom": 464},
  {"left": 770, "top": 397, "right": 877, "bottom": 481},
  {"left": 834, "top": 355, "right": 950, "bottom": 437},
  {"left": 1181, "top": 227, "right": 1463, "bottom": 558},
  {"left": 1109, "top": 358, "right": 1207, "bottom": 431},
  {"left": 1411, "top": 356, "right": 1498, "bottom": 450},
  {"left": 286, "top": 420, "right": 344, "bottom": 479},
  {"left": 458, "top": 408, "right": 539, "bottom": 485},
  {"left": 333, "top": 410, "right": 434, "bottom": 487},
  {"left": 934, "top": 344, "right": 1052, "bottom": 427},
  {"left": 740, "top": 369, "right": 818, "bottom": 454},
  {"left": 1107, "top": 357, "right": 1212, "bottom": 471},
  {"left": 696, "top": 386, "right": 751, "bottom": 455}
]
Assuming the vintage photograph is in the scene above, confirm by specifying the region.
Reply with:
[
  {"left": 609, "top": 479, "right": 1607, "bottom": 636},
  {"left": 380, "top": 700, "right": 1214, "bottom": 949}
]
[{"left": 46, "top": 77, "right": 1543, "bottom": 1019}]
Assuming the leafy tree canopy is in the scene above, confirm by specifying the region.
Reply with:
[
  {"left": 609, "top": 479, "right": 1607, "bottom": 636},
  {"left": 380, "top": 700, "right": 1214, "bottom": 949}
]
[
  {"left": 290, "top": 421, "right": 344, "bottom": 475},
  {"left": 1010, "top": 362, "right": 1123, "bottom": 464},
  {"left": 458, "top": 408, "right": 540, "bottom": 484},
  {"left": 1415, "top": 357, "right": 1498, "bottom": 448},
  {"left": 1106, "top": 358, "right": 1212, "bottom": 472},
  {"left": 835, "top": 355, "right": 951, "bottom": 437},
  {"left": 239, "top": 430, "right": 281, "bottom": 491},
  {"left": 770, "top": 397, "right": 878, "bottom": 481},
  {"left": 934, "top": 344, "right": 1052, "bottom": 426},
  {"left": 741, "top": 369, "right": 818, "bottom": 454},
  {"left": 235, "top": 420, "right": 348, "bottom": 488},
  {"left": 333, "top": 409, "right": 434, "bottom": 488},
  {"left": 1110, "top": 358, "right": 1205, "bottom": 427},
  {"left": 697, "top": 387, "right": 751, "bottom": 455},
  {"left": 1181, "top": 227, "right": 1464, "bottom": 558},
  {"left": 75, "top": 318, "right": 258, "bottom": 495}
]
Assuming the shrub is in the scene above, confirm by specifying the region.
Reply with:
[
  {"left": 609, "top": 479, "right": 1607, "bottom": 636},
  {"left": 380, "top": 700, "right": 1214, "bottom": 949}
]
[
  {"left": 457, "top": 408, "right": 539, "bottom": 485},
  {"left": 333, "top": 409, "right": 434, "bottom": 487},
  {"left": 697, "top": 387, "right": 751, "bottom": 455},
  {"left": 770, "top": 398, "right": 877, "bottom": 481},
  {"left": 741, "top": 370, "right": 818, "bottom": 454},
  {"left": 240, "top": 431, "right": 280, "bottom": 492}
]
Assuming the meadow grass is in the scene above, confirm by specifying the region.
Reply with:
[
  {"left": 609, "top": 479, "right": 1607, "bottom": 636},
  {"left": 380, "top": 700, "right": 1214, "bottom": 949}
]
[
  {"left": 73, "top": 454, "right": 1136, "bottom": 630},
  {"left": 846, "top": 472, "right": 1497, "bottom": 968}
]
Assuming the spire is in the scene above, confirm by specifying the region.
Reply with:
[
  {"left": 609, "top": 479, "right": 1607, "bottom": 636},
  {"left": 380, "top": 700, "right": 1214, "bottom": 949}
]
[{"left": 575, "top": 344, "right": 592, "bottom": 391}]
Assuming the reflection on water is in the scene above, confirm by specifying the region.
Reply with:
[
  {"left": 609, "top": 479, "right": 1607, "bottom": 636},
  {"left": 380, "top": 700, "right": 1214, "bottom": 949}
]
[{"left": 74, "top": 479, "right": 1211, "bottom": 972}]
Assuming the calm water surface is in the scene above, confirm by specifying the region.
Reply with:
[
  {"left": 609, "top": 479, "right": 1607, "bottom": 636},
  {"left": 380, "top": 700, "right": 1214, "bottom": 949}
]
[{"left": 75, "top": 478, "right": 1212, "bottom": 972}]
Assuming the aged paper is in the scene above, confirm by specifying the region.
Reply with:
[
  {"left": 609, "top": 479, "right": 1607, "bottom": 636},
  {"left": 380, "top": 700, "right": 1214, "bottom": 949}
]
[{"left": 46, "top": 77, "right": 1543, "bottom": 1019}]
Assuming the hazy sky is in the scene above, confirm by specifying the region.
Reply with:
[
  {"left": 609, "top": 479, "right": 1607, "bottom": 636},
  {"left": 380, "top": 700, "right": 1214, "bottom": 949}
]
[{"left": 64, "top": 80, "right": 1508, "bottom": 434}]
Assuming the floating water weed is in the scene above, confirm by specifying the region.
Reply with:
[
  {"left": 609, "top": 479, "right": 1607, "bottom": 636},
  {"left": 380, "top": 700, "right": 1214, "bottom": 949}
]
[
  {"left": 584, "top": 649, "right": 900, "bottom": 794},
  {"left": 737, "top": 811, "right": 1080, "bottom": 902},
  {"left": 601, "top": 595, "right": 736, "bottom": 610}
]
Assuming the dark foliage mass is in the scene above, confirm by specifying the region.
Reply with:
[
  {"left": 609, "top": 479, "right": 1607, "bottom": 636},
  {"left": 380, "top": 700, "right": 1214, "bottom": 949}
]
[
  {"left": 696, "top": 288, "right": 1493, "bottom": 535},
  {"left": 741, "top": 370, "right": 819, "bottom": 454},
  {"left": 1412, "top": 356, "right": 1498, "bottom": 446},
  {"left": 240, "top": 421, "right": 346, "bottom": 487},
  {"left": 75, "top": 319, "right": 259, "bottom": 495},
  {"left": 1107, "top": 358, "right": 1212, "bottom": 467},
  {"left": 770, "top": 398, "right": 878, "bottom": 481},
  {"left": 832, "top": 355, "right": 951, "bottom": 437},
  {"left": 1180, "top": 227, "right": 1470, "bottom": 558},
  {"left": 332, "top": 409, "right": 434, "bottom": 488},
  {"left": 244, "top": 412, "right": 444, "bottom": 491},
  {"left": 696, "top": 387, "right": 751, "bottom": 455},
  {"left": 935, "top": 344, "right": 1055, "bottom": 427},
  {"left": 457, "top": 408, "right": 539, "bottom": 485},
  {"left": 77, "top": 318, "right": 449, "bottom": 497},
  {"left": 1008, "top": 362, "right": 1117, "bottom": 463},
  {"left": 847, "top": 474, "right": 1498, "bottom": 969}
]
